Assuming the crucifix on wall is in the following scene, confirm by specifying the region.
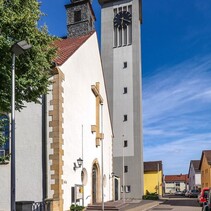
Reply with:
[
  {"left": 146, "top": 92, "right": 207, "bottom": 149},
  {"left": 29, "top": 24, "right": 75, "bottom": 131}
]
[{"left": 91, "top": 82, "right": 104, "bottom": 147}]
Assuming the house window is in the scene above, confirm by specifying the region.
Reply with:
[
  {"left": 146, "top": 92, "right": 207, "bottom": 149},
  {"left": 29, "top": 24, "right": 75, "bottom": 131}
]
[
  {"left": 123, "top": 115, "right": 127, "bottom": 121},
  {"left": 124, "top": 166, "right": 128, "bottom": 173},
  {"left": 74, "top": 10, "right": 81, "bottom": 22},
  {"left": 125, "top": 185, "right": 131, "bottom": 193},
  {"left": 0, "top": 114, "right": 9, "bottom": 160},
  {"left": 124, "top": 140, "right": 128, "bottom": 147},
  {"left": 175, "top": 182, "right": 180, "bottom": 187},
  {"left": 123, "top": 87, "right": 127, "bottom": 94},
  {"left": 123, "top": 62, "right": 127, "bottom": 68}
]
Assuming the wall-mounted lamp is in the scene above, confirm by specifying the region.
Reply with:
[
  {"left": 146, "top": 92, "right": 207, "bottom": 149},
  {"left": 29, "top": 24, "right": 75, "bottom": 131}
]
[
  {"left": 73, "top": 157, "right": 83, "bottom": 171},
  {"left": 109, "top": 172, "right": 115, "bottom": 179}
]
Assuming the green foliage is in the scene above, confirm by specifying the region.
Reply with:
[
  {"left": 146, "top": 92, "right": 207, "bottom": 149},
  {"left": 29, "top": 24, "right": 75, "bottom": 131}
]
[
  {"left": 70, "top": 204, "right": 84, "bottom": 211},
  {"left": 0, "top": 114, "right": 9, "bottom": 163},
  {"left": 0, "top": 0, "right": 57, "bottom": 113},
  {"left": 142, "top": 191, "right": 159, "bottom": 200},
  {"left": 0, "top": 115, "right": 8, "bottom": 147}
]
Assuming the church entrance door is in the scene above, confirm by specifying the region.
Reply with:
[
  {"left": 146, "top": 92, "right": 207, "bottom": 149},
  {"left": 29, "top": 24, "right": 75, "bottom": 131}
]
[
  {"left": 92, "top": 164, "right": 98, "bottom": 204},
  {"left": 114, "top": 176, "right": 120, "bottom": 201}
]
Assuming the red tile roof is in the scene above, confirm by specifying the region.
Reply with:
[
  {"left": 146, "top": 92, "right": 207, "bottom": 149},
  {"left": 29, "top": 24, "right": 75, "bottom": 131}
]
[
  {"left": 165, "top": 174, "right": 188, "bottom": 183},
  {"left": 54, "top": 31, "right": 95, "bottom": 66},
  {"left": 144, "top": 161, "right": 162, "bottom": 172}
]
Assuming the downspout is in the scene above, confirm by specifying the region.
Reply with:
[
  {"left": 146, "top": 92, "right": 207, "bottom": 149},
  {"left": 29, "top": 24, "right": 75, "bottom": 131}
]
[{"left": 42, "top": 94, "right": 47, "bottom": 201}]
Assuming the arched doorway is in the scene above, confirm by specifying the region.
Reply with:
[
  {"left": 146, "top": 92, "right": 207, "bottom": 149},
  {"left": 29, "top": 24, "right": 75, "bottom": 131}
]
[
  {"left": 92, "top": 164, "right": 97, "bottom": 204},
  {"left": 91, "top": 159, "right": 101, "bottom": 204}
]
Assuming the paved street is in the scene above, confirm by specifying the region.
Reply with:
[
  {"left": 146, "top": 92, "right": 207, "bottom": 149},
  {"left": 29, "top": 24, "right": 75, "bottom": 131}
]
[{"left": 147, "top": 196, "right": 201, "bottom": 211}]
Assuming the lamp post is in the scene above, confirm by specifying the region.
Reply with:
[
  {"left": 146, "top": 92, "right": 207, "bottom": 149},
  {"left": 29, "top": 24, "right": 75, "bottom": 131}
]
[
  {"left": 101, "top": 104, "right": 104, "bottom": 211},
  {"left": 10, "top": 40, "right": 32, "bottom": 211}
]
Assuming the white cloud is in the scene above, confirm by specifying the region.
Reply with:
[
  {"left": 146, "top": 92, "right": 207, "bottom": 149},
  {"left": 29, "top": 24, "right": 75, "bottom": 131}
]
[{"left": 143, "top": 55, "right": 211, "bottom": 174}]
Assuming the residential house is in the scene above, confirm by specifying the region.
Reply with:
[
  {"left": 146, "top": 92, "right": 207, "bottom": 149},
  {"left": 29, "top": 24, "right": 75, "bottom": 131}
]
[
  {"left": 199, "top": 150, "right": 211, "bottom": 189},
  {"left": 188, "top": 160, "right": 201, "bottom": 191},
  {"left": 164, "top": 174, "right": 188, "bottom": 194},
  {"left": 144, "top": 161, "right": 163, "bottom": 197}
]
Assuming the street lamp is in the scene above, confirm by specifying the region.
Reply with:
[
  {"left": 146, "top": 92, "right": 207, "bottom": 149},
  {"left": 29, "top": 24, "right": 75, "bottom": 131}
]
[{"left": 10, "top": 40, "right": 32, "bottom": 211}]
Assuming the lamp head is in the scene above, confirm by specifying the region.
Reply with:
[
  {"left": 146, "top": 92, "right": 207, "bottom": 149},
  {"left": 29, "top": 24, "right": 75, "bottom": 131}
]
[
  {"left": 77, "top": 157, "right": 83, "bottom": 167},
  {"left": 11, "top": 40, "right": 32, "bottom": 56}
]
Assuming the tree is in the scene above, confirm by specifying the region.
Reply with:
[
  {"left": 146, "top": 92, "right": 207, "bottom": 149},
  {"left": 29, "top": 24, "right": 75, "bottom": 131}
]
[
  {"left": 0, "top": 0, "right": 57, "bottom": 162},
  {"left": 0, "top": 114, "right": 9, "bottom": 163},
  {"left": 0, "top": 0, "right": 57, "bottom": 113}
]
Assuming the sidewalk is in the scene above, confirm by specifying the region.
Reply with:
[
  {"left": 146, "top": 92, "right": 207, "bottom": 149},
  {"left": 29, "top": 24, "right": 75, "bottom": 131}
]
[
  {"left": 122, "top": 199, "right": 163, "bottom": 211},
  {"left": 86, "top": 198, "right": 167, "bottom": 211}
]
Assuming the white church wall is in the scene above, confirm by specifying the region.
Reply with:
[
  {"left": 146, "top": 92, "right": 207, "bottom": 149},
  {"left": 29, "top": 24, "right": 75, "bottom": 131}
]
[
  {"left": 15, "top": 102, "right": 43, "bottom": 202},
  {"left": 0, "top": 164, "right": 10, "bottom": 210},
  {"left": 60, "top": 32, "right": 113, "bottom": 210},
  {"left": 0, "top": 102, "right": 43, "bottom": 211}
]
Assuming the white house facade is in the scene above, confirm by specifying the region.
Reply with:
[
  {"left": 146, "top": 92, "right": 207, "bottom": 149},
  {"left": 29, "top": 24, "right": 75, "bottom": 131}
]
[
  {"left": 164, "top": 174, "right": 188, "bottom": 194},
  {"left": 188, "top": 160, "right": 201, "bottom": 190}
]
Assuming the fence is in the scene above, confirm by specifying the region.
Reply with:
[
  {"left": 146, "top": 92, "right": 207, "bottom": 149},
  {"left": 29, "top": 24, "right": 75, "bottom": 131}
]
[
  {"left": 32, "top": 201, "right": 51, "bottom": 211},
  {"left": 16, "top": 201, "right": 51, "bottom": 211}
]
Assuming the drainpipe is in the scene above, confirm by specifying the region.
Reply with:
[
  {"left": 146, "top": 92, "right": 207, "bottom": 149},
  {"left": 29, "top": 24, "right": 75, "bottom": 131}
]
[{"left": 42, "top": 94, "right": 47, "bottom": 201}]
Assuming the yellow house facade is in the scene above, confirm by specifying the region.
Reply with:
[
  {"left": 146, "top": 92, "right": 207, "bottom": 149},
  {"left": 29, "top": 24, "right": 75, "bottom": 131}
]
[
  {"left": 144, "top": 161, "right": 163, "bottom": 196},
  {"left": 199, "top": 150, "right": 211, "bottom": 188}
]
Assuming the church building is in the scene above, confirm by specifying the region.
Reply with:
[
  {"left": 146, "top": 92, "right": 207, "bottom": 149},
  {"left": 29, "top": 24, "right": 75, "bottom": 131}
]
[{"left": 0, "top": 0, "right": 113, "bottom": 210}]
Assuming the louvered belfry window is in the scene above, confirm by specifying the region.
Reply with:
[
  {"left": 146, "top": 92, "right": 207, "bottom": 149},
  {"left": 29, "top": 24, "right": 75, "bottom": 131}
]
[{"left": 113, "top": 5, "right": 132, "bottom": 47}]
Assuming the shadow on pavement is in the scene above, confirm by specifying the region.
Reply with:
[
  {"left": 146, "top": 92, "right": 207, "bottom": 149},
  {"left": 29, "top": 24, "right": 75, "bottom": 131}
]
[{"left": 160, "top": 196, "right": 199, "bottom": 207}]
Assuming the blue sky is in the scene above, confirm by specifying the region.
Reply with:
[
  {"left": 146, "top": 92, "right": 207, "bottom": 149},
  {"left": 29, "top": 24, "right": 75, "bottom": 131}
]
[{"left": 40, "top": 0, "right": 211, "bottom": 175}]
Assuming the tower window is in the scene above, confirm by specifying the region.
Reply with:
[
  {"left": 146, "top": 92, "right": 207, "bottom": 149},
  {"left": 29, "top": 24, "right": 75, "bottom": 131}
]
[
  {"left": 74, "top": 10, "right": 81, "bottom": 22},
  {"left": 121, "top": 185, "right": 124, "bottom": 193},
  {"left": 90, "top": 16, "right": 93, "bottom": 28},
  {"left": 123, "top": 62, "right": 127, "bottom": 68},
  {"left": 125, "top": 185, "right": 131, "bottom": 193},
  {"left": 124, "top": 140, "right": 128, "bottom": 147},
  {"left": 113, "top": 5, "right": 132, "bottom": 47},
  {"left": 123, "top": 87, "right": 127, "bottom": 94},
  {"left": 123, "top": 115, "right": 127, "bottom": 121},
  {"left": 128, "top": 5, "right": 132, "bottom": 44},
  {"left": 124, "top": 166, "right": 128, "bottom": 173}
]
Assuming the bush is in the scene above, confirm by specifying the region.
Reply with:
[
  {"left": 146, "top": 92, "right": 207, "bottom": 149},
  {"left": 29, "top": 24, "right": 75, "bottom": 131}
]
[
  {"left": 70, "top": 204, "right": 84, "bottom": 211},
  {"left": 142, "top": 191, "right": 159, "bottom": 200}
]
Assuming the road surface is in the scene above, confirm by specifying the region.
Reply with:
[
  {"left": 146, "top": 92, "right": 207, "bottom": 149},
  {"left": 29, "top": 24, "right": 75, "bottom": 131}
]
[{"left": 147, "top": 196, "right": 201, "bottom": 211}]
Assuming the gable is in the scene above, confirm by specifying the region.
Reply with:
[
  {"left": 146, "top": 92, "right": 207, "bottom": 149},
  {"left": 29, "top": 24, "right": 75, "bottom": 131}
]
[
  {"left": 199, "top": 150, "right": 211, "bottom": 170},
  {"left": 54, "top": 31, "right": 95, "bottom": 66}
]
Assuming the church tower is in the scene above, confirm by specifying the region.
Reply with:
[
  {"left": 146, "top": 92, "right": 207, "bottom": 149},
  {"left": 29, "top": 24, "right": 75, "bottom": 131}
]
[
  {"left": 98, "top": 0, "right": 144, "bottom": 199},
  {"left": 65, "top": 0, "right": 96, "bottom": 37}
]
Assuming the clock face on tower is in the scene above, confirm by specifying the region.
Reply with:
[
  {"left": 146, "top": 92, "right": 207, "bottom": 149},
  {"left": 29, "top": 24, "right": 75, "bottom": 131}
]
[{"left": 114, "top": 11, "right": 132, "bottom": 28}]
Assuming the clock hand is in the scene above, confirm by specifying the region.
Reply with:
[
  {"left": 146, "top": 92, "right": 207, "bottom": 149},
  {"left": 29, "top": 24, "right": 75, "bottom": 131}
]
[{"left": 121, "top": 17, "right": 131, "bottom": 23}]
